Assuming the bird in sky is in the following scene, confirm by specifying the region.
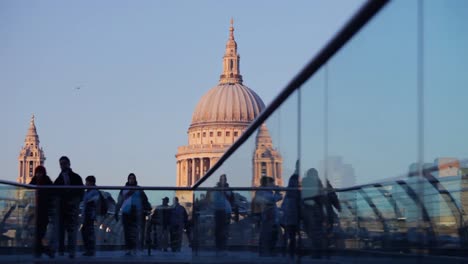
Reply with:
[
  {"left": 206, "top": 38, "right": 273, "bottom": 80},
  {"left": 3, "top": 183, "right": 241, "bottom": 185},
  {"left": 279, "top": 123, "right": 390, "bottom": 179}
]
[{"left": 75, "top": 86, "right": 81, "bottom": 90}]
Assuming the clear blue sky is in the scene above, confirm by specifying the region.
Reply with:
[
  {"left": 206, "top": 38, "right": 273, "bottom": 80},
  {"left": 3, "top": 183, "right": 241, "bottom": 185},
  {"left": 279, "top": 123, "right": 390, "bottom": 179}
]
[
  {"left": 2, "top": 1, "right": 467, "bottom": 188},
  {"left": 1, "top": 0, "right": 364, "bottom": 186}
]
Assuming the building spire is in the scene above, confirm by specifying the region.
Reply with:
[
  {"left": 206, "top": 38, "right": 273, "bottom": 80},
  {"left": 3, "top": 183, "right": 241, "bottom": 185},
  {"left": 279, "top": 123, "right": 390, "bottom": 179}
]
[
  {"left": 229, "top": 18, "right": 234, "bottom": 40},
  {"left": 219, "top": 18, "right": 243, "bottom": 84},
  {"left": 27, "top": 114, "right": 38, "bottom": 139},
  {"left": 18, "top": 115, "right": 45, "bottom": 183}
]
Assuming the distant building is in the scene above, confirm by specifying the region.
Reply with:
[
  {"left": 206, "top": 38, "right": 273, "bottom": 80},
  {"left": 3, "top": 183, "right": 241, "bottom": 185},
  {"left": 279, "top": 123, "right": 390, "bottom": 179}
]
[
  {"left": 17, "top": 115, "right": 45, "bottom": 184},
  {"left": 319, "top": 156, "right": 355, "bottom": 188},
  {"left": 434, "top": 157, "right": 460, "bottom": 177},
  {"left": 175, "top": 20, "right": 282, "bottom": 205}
]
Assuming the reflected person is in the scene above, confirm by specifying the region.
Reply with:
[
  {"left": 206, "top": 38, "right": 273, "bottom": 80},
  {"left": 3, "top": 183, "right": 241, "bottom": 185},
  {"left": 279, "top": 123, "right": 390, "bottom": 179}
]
[
  {"left": 257, "top": 176, "right": 283, "bottom": 256},
  {"left": 301, "top": 168, "right": 325, "bottom": 258},
  {"left": 210, "top": 174, "right": 234, "bottom": 255},
  {"left": 280, "top": 173, "right": 301, "bottom": 258}
]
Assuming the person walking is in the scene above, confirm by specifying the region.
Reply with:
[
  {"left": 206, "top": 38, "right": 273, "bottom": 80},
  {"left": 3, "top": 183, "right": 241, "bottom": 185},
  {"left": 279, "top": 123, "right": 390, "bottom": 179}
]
[
  {"left": 169, "top": 197, "right": 188, "bottom": 252},
  {"left": 281, "top": 173, "right": 301, "bottom": 259},
  {"left": 150, "top": 197, "right": 171, "bottom": 251},
  {"left": 209, "top": 174, "right": 234, "bottom": 255},
  {"left": 115, "top": 173, "right": 151, "bottom": 256},
  {"left": 256, "top": 176, "right": 283, "bottom": 256},
  {"left": 29, "top": 165, "right": 54, "bottom": 258},
  {"left": 52, "top": 156, "right": 84, "bottom": 259},
  {"left": 301, "top": 168, "right": 325, "bottom": 258},
  {"left": 81, "top": 175, "right": 100, "bottom": 256}
]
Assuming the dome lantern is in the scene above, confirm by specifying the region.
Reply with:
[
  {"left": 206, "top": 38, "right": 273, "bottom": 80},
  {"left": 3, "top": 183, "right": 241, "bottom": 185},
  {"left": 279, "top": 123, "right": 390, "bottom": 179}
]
[{"left": 219, "top": 18, "right": 243, "bottom": 85}]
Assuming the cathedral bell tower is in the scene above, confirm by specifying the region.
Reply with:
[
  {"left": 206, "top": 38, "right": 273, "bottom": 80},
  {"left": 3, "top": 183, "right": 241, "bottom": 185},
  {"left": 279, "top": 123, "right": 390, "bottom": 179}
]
[
  {"left": 252, "top": 124, "right": 283, "bottom": 187},
  {"left": 17, "top": 115, "right": 46, "bottom": 184}
]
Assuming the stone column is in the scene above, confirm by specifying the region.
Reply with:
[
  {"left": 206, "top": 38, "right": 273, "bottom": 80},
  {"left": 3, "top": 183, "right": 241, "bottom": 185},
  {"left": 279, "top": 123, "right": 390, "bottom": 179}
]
[
  {"left": 176, "top": 160, "right": 180, "bottom": 186},
  {"left": 183, "top": 159, "right": 188, "bottom": 186},
  {"left": 191, "top": 158, "right": 196, "bottom": 185},
  {"left": 18, "top": 160, "right": 22, "bottom": 183},
  {"left": 200, "top": 158, "right": 203, "bottom": 178}
]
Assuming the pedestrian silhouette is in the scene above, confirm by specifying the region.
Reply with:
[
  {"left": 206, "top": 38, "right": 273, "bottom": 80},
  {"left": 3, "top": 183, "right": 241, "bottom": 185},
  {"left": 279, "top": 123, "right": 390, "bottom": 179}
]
[
  {"left": 115, "top": 173, "right": 151, "bottom": 256},
  {"left": 52, "top": 156, "right": 84, "bottom": 259}
]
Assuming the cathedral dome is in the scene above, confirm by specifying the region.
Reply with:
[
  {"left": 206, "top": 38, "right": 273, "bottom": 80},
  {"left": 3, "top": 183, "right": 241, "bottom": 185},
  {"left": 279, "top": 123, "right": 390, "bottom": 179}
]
[
  {"left": 190, "top": 19, "right": 265, "bottom": 127},
  {"left": 191, "top": 83, "right": 265, "bottom": 126}
]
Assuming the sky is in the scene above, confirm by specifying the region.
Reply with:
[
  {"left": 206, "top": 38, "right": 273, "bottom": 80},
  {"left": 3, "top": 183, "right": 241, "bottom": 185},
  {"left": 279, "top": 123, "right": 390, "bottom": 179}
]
[
  {"left": 1, "top": 0, "right": 365, "bottom": 186},
  {"left": 3, "top": 1, "right": 467, "bottom": 189}
]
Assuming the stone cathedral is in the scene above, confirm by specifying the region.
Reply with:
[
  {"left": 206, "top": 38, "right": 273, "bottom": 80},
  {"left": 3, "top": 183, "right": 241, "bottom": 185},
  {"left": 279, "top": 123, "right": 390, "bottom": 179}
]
[
  {"left": 175, "top": 20, "right": 282, "bottom": 204},
  {"left": 17, "top": 115, "right": 46, "bottom": 184}
]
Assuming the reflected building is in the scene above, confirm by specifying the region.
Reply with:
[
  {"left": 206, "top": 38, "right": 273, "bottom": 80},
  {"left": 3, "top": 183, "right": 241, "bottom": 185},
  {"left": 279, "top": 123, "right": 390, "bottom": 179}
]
[
  {"left": 17, "top": 115, "right": 45, "bottom": 184},
  {"left": 435, "top": 157, "right": 460, "bottom": 178},
  {"left": 252, "top": 124, "right": 283, "bottom": 187},
  {"left": 433, "top": 157, "right": 463, "bottom": 228},
  {"left": 408, "top": 158, "right": 467, "bottom": 232},
  {"left": 175, "top": 20, "right": 282, "bottom": 205},
  {"left": 319, "top": 156, "right": 355, "bottom": 188}
]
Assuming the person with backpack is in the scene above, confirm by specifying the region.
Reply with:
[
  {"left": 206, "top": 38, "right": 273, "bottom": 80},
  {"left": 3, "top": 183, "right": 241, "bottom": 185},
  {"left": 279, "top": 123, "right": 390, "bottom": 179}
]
[
  {"left": 81, "top": 175, "right": 100, "bottom": 256},
  {"left": 115, "top": 173, "right": 152, "bottom": 256}
]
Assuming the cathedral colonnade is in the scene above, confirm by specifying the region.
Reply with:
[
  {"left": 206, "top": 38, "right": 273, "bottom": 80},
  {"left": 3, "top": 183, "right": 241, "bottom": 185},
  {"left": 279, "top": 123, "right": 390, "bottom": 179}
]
[{"left": 177, "top": 157, "right": 218, "bottom": 187}]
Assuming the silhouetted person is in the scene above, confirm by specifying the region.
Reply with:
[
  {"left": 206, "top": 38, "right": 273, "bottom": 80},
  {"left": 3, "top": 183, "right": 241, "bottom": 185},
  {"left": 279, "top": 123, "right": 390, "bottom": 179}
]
[
  {"left": 115, "top": 173, "right": 151, "bottom": 256},
  {"left": 29, "top": 165, "right": 54, "bottom": 258},
  {"left": 81, "top": 175, "right": 100, "bottom": 256},
  {"left": 52, "top": 156, "right": 84, "bottom": 259},
  {"left": 257, "top": 176, "right": 283, "bottom": 256},
  {"left": 210, "top": 174, "right": 234, "bottom": 255},
  {"left": 169, "top": 197, "right": 188, "bottom": 252},
  {"left": 281, "top": 173, "right": 301, "bottom": 258},
  {"left": 150, "top": 197, "right": 171, "bottom": 251},
  {"left": 301, "top": 168, "right": 325, "bottom": 258},
  {"left": 324, "top": 179, "right": 341, "bottom": 253}
]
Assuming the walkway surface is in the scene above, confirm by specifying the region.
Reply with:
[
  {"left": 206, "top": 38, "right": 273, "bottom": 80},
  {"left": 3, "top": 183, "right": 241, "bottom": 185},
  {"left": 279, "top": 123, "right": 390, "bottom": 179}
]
[{"left": 2, "top": 249, "right": 468, "bottom": 264}]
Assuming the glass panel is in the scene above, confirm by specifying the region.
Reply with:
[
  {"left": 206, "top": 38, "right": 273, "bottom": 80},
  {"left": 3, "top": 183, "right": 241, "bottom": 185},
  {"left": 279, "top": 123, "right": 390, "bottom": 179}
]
[
  {"left": 326, "top": 0, "right": 418, "bottom": 188},
  {"left": 0, "top": 184, "right": 34, "bottom": 261},
  {"left": 424, "top": 0, "right": 468, "bottom": 250},
  {"left": 0, "top": 185, "right": 195, "bottom": 260},
  {"left": 193, "top": 189, "right": 266, "bottom": 258},
  {"left": 188, "top": 0, "right": 468, "bottom": 261}
]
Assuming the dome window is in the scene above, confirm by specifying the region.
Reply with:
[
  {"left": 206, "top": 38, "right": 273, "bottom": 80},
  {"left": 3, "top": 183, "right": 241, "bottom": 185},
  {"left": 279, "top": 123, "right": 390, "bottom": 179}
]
[
  {"left": 209, "top": 132, "right": 213, "bottom": 137},
  {"left": 197, "top": 133, "right": 200, "bottom": 138},
  {"left": 203, "top": 132, "right": 206, "bottom": 137},
  {"left": 234, "top": 131, "right": 238, "bottom": 137},
  {"left": 217, "top": 132, "right": 222, "bottom": 137},
  {"left": 226, "top": 131, "right": 230, "bottom": 137}
]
